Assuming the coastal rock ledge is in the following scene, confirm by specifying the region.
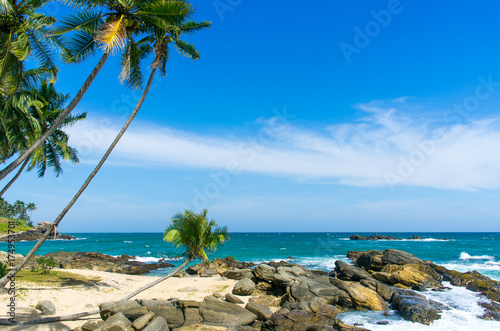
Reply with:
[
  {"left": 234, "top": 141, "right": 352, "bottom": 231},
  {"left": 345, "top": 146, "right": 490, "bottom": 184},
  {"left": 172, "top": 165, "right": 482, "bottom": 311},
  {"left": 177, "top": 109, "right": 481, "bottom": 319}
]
[
  {"left": 74, "top": 248, "right": 500, "bottom": 331},
  {"left": 0, "top": 222, "right": 76, "bottom": 242}
]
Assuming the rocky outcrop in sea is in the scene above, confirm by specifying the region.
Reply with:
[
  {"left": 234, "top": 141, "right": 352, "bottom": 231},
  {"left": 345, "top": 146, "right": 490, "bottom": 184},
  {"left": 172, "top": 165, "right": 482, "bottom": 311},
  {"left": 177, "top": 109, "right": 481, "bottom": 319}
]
[
  {"left": 0, "top": 221, "right": 76, "bottom": 242},
  {"left": 79, "top": 249, "right": 500, "bottom": 330},
  {"left": 349, "top": 234, "right": 450, "bottom": 241}
]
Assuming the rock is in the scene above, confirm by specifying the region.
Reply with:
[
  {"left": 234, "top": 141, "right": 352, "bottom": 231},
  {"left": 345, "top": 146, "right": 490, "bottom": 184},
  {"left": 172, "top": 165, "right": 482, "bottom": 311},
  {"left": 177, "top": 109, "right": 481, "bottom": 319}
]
[
  {"left": 381, "top": 249, "right": 424, "bottom": 266},
  {"left": 0, "top": 222, "right": 76, "bottom": 242},
  {"left": 232, "top": 278, "right": 255, "bottom": 296},
  {"left": 179, "top": 300, "right": 199, "bottom": 308},
  {"left": 379, "top": 264, "right": 442, "bottom": 288},
  {"left": 81, "top": 320, "right": 103, "bottom": 331},
  {"left": 131, "top": 312, "right": 155, "bottom": 330},
  {"left": 344, "top": 282, "right": 389, "bottom": 311},
  {"left": 142, "top": 316, "right": 169, "bottom": 331},
  {"left": 35, "top": 300, "right": 56, "bottom": 315},
  {"left": 198, "top": 298, "right": 257, "bottom": 327},
  {"left": 200, "top": 268, "right": 218, "bottom": 277},
  {"left": 222, "top": 269, "right": 255, "bottom": 281},
  {"left": 306, "top": 326, "right": 335, "bottom": 331},
  {"left": 392, "top": 295, "right": 441, "bottom": 325},
  {"left": 333, "top": 261, "right": 372, "bottom": 281},
  {"left": 353, "top": 250, "right": 384, "bottom": 271},
  {"left": 290, "top": 277, "right": 349, "bottom": 306},
  {"left": 213, "top": 292, "right": 222, "bottom": 298},
  {"left": 40, "top": 251, "right": 175, "bottom": 275},
  {"left": 0, "top": 251, "right": 23, "bottom": 265},
  {"left": 262, "top": 307, "right": 337, "bottom": 331},
  {"left": 245, "top": 302, "right": 273, "bottom": 321},
  {"left": 411, "top": 235, "right": 423, "bottom": 240},
  {"left": 349, "top": 234, "right": 402, "bottom": 240},
  {"left": 95, "top": 312, "right": 133, "bottom": 331},
  {"left": 140, "top": 300, "right": 184, "bottom": 328},
  {"left": 273, "top": 265, "right": 312, "bottom": 288},
  {"left": 225, "top": 293, "right": 244, "bottom": 304},
  {"left": 479, "top": 301, "right": 500, "bottom": 321},
  {"left": 184, "top": 307, "right": 203, "bottom": 325},
  {"left": 253, "top": 264, "right": 276, "bottom": 283},
  {"left": 99, "top": 301, "right": 144, "bottom": 321},
  {"left": 173, "top": 270, "right": 189, "bottom": 278},
  {"left": 331, "top": 320, "right": 371, "bottom": 331}
]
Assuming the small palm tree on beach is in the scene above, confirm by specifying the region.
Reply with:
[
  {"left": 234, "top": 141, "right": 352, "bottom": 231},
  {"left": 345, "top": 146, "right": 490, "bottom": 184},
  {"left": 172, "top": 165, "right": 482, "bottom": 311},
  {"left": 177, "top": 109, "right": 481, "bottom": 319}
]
[{"left": 121, "top": 209, "right": 230, "bottom": 300}]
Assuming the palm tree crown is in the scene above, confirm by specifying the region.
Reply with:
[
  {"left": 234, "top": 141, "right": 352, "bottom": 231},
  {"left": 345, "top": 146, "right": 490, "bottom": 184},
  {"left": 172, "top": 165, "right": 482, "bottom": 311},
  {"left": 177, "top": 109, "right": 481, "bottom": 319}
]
[{"left": 164, "top": 209, "right": 230, "bottom": 263}]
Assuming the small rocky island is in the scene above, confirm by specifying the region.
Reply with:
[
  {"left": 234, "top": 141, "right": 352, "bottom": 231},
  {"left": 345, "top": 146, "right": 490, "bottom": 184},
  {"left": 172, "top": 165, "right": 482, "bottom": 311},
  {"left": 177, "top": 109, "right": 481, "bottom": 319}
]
[
  {"left": 76, "top": 249, "right": 500, "bottom": 330},
  {"left": 350, "top": 234, "right": 449, "bottom": 241},
  {"left": 0, "top": 221, "right": 76, "bottom": 242}
]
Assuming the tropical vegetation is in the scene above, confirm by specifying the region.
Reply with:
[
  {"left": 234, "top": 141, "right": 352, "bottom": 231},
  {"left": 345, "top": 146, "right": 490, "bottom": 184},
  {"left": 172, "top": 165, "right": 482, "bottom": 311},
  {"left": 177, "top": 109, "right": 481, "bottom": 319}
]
[{"left": 0, "top": 0, "right": 212, "bottom": 311}]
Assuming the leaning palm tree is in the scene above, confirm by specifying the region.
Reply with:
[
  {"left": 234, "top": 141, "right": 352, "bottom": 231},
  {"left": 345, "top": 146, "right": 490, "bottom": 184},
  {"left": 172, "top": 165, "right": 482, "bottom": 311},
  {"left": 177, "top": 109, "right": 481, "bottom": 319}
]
[
  {"left": 122, "top": 209, "right": 230, "bottom": 300},
  {"left": 0, "top": 83, "right": 86, "bottom": 197},
  {"left": 0, "top": 0, "right": 192, "bottom": 181},
  {"left": 0, "top": 7, "right": 209, "bottom": 300}
]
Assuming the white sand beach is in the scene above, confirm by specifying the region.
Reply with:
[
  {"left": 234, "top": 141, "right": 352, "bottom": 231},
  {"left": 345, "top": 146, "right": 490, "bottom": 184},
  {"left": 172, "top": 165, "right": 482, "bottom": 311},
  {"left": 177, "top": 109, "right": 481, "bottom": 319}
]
[{"left": 0, "top": 269, "right": 244, "bottom": 330}]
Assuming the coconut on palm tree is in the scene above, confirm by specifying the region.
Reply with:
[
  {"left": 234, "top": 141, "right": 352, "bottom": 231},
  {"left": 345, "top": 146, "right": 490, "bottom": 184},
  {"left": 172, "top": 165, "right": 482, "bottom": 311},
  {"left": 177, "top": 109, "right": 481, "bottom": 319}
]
[{"left": 0, "top": 0, "right": 193, "bottom": 181}]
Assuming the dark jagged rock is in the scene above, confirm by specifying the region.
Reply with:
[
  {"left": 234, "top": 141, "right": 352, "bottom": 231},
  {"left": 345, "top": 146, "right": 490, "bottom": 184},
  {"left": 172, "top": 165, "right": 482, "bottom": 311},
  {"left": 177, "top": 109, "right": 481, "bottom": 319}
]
[
  {"left": 391, "top": 294, "right": 441, "bottom": 325},
  {"left": 262, "top": 301, "right": 337, "bottom": 331},
  {"left": 186, "top": 257, "right": 255, "bottom": 277},
  {"left": 332, "top": 260, "right": 372, "bottom": 281},
  {"left": 198, "top": 297, "right": 257, "bottom": 327},
  {"left": 39, "top": 251, "right": 175, "bottom": 275},
  {"left": 0, "top": 221, "right": 76, "bottom": 242}
]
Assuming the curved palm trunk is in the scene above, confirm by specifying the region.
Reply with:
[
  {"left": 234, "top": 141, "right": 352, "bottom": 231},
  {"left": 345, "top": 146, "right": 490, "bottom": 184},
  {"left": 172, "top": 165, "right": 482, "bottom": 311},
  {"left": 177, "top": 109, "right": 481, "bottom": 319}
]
[
  {"left": 0, "top": 52, "right": 110, "bottom": 182},
  {"left": 0, "top": 258, "right": 191, "bottom": 326},
  {"left": 0, "top": 157, "right": 29, "bottom": 197},
  {"left": 0, "top": 67, "right": 157, "bottom": 289}
]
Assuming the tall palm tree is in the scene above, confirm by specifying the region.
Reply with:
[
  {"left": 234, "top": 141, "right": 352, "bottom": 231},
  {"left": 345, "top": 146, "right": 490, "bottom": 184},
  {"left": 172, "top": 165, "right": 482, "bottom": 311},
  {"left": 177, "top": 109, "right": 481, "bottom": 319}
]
[
  {"left": 0, "top": 83, "right": 86, "bottom": 197},
  {"left": 0, "top": 0, "right": 192, "bottom": 181},
  {"left": 0, "top": 10, "right": 210, "bottom": 295}
]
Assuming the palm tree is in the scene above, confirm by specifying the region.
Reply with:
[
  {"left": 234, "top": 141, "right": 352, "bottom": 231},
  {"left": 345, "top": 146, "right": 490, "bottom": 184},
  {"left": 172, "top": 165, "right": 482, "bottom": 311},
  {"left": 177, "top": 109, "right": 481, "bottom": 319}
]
[
  {"left": 0, "top": 0, "right": 192, "bottom": 181},
  {"left": 0, "top": 0, "right": 61, "bottom": 95},
  {"left": 122, "top": 209, "right": 230, "bottom": 300},
  {"left": 0, "top": 83, "right": 86, "bottom": 197},
  {"left": 0, "top": 8, "right": 210, "bottom": 295},
  {"left": 5, "top": 209, "right": 229, "bottom": 326}
]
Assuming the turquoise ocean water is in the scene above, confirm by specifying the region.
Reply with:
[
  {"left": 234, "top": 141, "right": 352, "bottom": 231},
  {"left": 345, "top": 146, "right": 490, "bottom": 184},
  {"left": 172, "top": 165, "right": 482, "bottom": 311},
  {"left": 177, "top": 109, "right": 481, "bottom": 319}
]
[{"left": 2, "top": 232, "right": 500, "bottom": 330}]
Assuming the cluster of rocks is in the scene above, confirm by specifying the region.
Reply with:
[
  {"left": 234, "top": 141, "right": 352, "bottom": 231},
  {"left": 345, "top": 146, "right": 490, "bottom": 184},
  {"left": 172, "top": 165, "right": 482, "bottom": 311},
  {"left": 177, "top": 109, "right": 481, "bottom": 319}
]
[
  {"left": 0, "top": 221, "right": 76, "bottom": 242},
  {"left": 75, "top": 249, "right": 500, "bottom": 330},
  {"left": 28, "top": 251, "right": 176, "bottom": 275}
]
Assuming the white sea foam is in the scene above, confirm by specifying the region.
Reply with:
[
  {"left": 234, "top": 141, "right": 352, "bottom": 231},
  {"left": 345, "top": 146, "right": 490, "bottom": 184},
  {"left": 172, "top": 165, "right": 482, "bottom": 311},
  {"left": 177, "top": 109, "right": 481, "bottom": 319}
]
[
  {"left": 338, "top": 282, "right": 500, "bottom": 330},
  {"left": 131, "top": 256, "right": 162, "bottom": 263},
  {"left": 459, "top": 252, "right": 494, "bottom": 260},
  {"left": 124, "top": 241, "right": 133, "bottom": 243}
]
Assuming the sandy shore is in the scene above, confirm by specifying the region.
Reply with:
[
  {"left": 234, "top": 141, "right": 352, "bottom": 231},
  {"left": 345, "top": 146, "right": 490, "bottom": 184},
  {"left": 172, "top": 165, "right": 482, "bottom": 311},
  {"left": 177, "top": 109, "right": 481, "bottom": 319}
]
[{"left": 0, "top": 268, "right": 244, "bottom": 331}]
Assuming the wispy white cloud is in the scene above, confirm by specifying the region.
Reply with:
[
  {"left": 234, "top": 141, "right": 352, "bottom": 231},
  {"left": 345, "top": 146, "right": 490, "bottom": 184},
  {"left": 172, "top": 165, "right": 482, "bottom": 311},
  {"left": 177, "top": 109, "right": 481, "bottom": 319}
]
[{"left": 66, "top": 99, "right": 500, "bottom": 191}]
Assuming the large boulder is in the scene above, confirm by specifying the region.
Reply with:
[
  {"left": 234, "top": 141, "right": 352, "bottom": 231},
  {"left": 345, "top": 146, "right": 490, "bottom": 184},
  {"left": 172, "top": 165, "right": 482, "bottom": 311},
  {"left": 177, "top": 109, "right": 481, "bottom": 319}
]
[
  {"left": 381, "top": 249, "right": 424, "bottom": 266},
  {"left": 377, "top": 264, "right": 442, "bottom": 288},
  {"left": 333, "top": 261, "right": 372, "bottom": 281},
  {"left": 290, "top": 276, "right": 351, "bottom": 307},
  {"left": 222, "top": 269, "right": 255, "bottom": 281},
  {"left": 35, "top": 300, "right": 56, "bottom": 316},
  {"left": 233, "top": 278, "right": 255, "bottom": 296},
  {"left": 198, "top": 297, "right": 257, "bottom": 327},
  {"left": 353, "top": 250, "right": 384, "bottom": 271},
  {"left": 261, "top": 304, "right": 337, "bottom": 331},
  {"left": 392, "top": 295, "right": 441, "bottom": 325},
  {"left": 273, "top": 265, "right": 312, "bottom": 288},
  {"left": 254, "top": 264, "right": 276, "bottom": 283},
  {"left": 139, "top": 299, "right": 184, "bottom": 328},
  {"left": 343, "top": 282, "right": 389, "bottom": 311},
  {"left": 99, "top": 301, "right": 144, "bottom": 321},
  {"left": 142, "top": 316, "right": 169, "bottom": 331},
  {"left": 245, "top": 302, "right": 273, "bottom": 321},
  {"left": 95, "top": 312, "right": 133, "bottom": 331}
]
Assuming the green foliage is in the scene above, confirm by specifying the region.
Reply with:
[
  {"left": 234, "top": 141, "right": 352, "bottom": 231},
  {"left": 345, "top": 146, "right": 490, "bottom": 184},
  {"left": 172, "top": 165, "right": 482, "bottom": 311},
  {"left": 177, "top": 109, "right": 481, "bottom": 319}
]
[
  {"left": 0, "top": 198, "right": 36, "bottom": 225},
  {"left": 31, "top": 257, "right": 58, "bottom": 274},
  {"left": 0, "top": 262, "right": 8, "bottom": 278},
  {"left": 164, "top": 209, "right": 230, "bottom": 263}
]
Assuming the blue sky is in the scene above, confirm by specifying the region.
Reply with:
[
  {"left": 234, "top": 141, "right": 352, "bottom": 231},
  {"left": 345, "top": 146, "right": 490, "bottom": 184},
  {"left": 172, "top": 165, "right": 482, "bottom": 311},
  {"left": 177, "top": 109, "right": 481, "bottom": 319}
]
[{"left": 4, "top": 0, "right": 500, "bottom": 232}]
